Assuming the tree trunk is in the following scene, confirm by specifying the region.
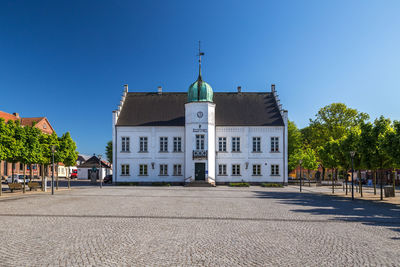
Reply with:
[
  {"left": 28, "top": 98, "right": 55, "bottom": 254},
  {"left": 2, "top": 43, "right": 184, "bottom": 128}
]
[
  {"left": 332, "top": 169, "right": 335, "bottom": 194},
  {"left": 358, "top": 169, "right": 362, "bottom": 197},
  {"left": 66, "top": 167, "right": 70, "bottom": 189},
  {"left": 322, "top": 167, "right": 325, "bottom": 181},
  {"left": 41, "top": 164, "right": 45, "bottom": 191},
  {"left": 380, "top": 170, "right": 383, "bottom": 201},
  {"left": 29, "top": 164, "right": 33, "bottom": 182},
  {"left": 11, "top": 162, "right": 14, "bottom": 183},
  {"left": 56, "top": 164, "right": 59, "bottom": 190},
  {"left": 22, "top": 163, "right": 26, "bottom": 193},
  {"left": 373, "top": 170, "right": 377, "bottom": 195},
  {"left": 393, "top": 170, "right": 396, "bottom": 198}
]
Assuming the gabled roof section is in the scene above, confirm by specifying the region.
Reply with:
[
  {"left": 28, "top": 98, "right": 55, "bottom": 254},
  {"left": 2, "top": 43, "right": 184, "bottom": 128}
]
[
  {"left": 116, "top": 92, "right": 284, "bottom": 127},
  {"left": 77, "top": 156, "right": 111, "bottom": 168},
  {"left": 0, "top": 111, "right": 18, "bottom": 122},
  {"left": 21, "top": 117, "right": 55, "bottom": 133}
]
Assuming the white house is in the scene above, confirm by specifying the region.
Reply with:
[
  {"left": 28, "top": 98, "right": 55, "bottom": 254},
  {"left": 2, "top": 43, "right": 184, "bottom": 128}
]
[
  {"left": 112, "top": 63, "right": 288, "bottom": 186},
  {"left": 77, "top": 156, "right": 112, "bottom": 180}
]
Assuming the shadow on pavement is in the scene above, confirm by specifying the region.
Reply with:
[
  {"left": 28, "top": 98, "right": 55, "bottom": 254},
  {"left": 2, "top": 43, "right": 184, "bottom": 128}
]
[{"left": 253, "top": 190, "right": 400, "bottom": 234}]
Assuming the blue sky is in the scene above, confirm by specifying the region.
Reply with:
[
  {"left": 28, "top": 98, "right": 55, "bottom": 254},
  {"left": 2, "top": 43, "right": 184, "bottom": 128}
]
[{"left": 1, "top": 0, "right": 399, "bottom": 155}]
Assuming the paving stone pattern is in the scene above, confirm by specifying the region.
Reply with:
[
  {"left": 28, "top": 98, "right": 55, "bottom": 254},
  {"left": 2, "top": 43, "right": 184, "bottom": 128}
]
[{"left": 0, "top": 186, "right": 400, "bottom": 266}]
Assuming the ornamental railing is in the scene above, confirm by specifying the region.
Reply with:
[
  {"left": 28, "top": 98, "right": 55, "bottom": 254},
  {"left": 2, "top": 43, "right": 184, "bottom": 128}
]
[{"left": 192, "top": 150, "right": 208, "bottom": 159}]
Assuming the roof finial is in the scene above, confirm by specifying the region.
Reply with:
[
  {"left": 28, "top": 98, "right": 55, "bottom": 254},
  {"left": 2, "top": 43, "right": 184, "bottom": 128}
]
[{"left": 197, "top": 40, "right": 204, "bottom": 81}]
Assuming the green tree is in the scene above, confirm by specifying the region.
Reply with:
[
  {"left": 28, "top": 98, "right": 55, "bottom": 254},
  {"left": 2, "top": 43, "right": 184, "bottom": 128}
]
[
  {"left": 307, "top": 103, "right": 369, "bottom": 182},
  {"left": 0, "top": 118, "right": 11, "bottom": 182},
  {"left": 288, "top": 121, "right": 302, "bottom": 173},
  {"left": 4, "top": 120, "right": 24, "bottom": 182},
  {"left": 20, "top": 125, "right": 42, "bottom": 192},
  {"left": 106, "top": 140, "right": 113, "bottom": 164},
  {"left": 59, "top": 132, "right": 79, "bottom": 188}
]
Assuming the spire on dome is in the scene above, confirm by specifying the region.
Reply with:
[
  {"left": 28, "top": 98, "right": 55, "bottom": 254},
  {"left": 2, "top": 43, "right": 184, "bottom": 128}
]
[{"left": 197, "top": 40, "right": 204, "bottom": 81}]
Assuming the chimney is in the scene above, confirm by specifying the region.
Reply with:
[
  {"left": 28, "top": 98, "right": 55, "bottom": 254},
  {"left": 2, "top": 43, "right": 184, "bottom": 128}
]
[
  {"left": 124, "top": 84, "right": 128, "bottom": 92},
  {"left": 237, "top": 86, "right": 242, "bottom": 94},
  {"left": 13, "top": 113, "right": 20, "bottom": 118},
  {"left": 158, "top": 86, "right": 162, "bottom": 95},
  {"left": 271, "top": 84, "right": 275, "bottom": 92}
]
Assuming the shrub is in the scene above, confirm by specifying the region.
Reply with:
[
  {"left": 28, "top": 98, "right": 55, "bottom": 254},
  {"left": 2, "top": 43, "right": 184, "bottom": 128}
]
[
  {"left": 261, "top": 183, "right": 283, "bottom": 188},
  {"left": 229, "top": 182, "right": 250, "bottom": 187},
  {"left": 118, "top": 182, "right": 139, "bottom": 186},
  {"left": 151, "top": 182, "right": 170, "bottom": 186}
]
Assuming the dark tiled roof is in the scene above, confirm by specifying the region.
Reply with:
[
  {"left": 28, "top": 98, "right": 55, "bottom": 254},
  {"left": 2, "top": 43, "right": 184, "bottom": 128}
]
[
  {"left": 116, "top": 92, "right": 284, "bottom": 127},
  {"left": 78, "top": 156, "right": 111, "bottom": 168}
]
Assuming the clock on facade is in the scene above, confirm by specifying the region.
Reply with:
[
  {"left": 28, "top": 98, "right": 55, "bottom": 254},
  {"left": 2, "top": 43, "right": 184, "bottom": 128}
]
[{"left": 197, "top": 111, "right": 203, "bottom": 118}]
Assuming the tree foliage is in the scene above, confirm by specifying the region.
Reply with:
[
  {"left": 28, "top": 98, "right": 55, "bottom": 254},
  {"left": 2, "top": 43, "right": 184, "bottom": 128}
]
[{"left": 106, "top": 140, "right": 113, "bottom": 164}]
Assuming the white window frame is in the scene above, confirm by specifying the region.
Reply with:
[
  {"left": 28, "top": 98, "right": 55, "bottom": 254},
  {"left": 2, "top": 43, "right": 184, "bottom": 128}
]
[
  {"left": 196, "top": 135, "right": 205, "bottom": 150},
  {"left": 232, "top": 164, "right": 241, "bottom": 176},
  {"left": 252, "top": 164, "right": 261, "bottom": 176},
  {"left": 173, "top": 137, "right": 182, "bottom": 152},
  {"left": 232, "top": 137, "right": 240, "bottom": 152},
  {"left": 121, "top": 164, "right": 130, "bottom": 176},
  {"left": 271, "top": 164, "right": 280, "bottom": 176},
  {"left": 139, "top": 164, "right": 148, "bottom": 176},
  {"left": 121, "top": 137, "right": 130, "bottom": 152},
  {"left": 218, "top": 164, "right": 227, "bottom": 176},
  {"left": 271, "top": 137, "right": 279, "bottom": 152},
  {"left": 173, "top": 164, "right": 182, "bottom": 176},
  {"left": 160, "top": 137, "right": 168, "bottom": 152},
  {"left": 218, "top": 137, "right": 227, "bottom": 152},
  {"left": 253, "top": 137, "right": 261, "bottom": 152},
  {"left": 159, "top": 164, "right": 168, "bottom": 176},
  {"left": 139, "top": 137, "right": 148, "bottom": 152}
]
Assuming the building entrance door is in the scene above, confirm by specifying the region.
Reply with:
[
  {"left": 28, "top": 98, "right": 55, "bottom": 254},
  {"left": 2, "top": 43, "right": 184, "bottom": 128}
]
[{"left": 195, "top": 163, "right": 206, "bottom": 181}]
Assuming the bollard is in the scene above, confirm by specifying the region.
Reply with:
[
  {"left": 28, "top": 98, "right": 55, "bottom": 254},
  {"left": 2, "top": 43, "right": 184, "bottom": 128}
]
[{"left": 0, "top": 179, "right": 2, "bottom": 196}]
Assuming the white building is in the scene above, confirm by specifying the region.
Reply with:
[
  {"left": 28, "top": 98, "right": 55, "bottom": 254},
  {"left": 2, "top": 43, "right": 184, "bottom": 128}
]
[{"left": 112, "top": 65, "right": 288, "bottom": 186}]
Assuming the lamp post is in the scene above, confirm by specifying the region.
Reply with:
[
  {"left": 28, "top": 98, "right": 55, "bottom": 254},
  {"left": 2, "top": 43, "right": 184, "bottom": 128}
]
[
  {"left": 51, "top": 145, "right": 56, "bottom": 195},
  {"left": 350, "top": 151, "right": 355, "bottom": 200},
  {"left": 98, "top": 154, "right": 103, "bottom": 189},
  {"left": 299, "top": 159, "right": 303, "bottom": 192}
]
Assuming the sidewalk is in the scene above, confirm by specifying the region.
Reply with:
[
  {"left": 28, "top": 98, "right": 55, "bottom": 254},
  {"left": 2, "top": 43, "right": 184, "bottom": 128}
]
[{"left": 289, "top": 184, "right": 400, "bottom": 206}]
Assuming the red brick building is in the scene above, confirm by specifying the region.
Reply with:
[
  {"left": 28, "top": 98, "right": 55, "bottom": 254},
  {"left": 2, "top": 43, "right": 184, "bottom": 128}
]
[{"left": 0, "top": 110, "right": 55, "bottom": 178}]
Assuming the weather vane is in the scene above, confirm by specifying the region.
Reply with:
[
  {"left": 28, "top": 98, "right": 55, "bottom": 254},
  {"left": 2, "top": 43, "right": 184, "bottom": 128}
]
[{"left": 197, "top": 40, "right": 204, "bottom": 80}]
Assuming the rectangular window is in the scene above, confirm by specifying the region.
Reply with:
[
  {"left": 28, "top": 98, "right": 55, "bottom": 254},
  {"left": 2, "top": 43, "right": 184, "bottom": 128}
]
[
  {"left": 139, "top": 164, "right": 148, "bottom": 176},
  {"left": 173, "top": 164, "right": 182, "bottom": 176},
  {"left": 159, "top": 164, "right": 168, "bottom": 176},
  {"left": 232, "top": 164, "right": 241, "bottom": 176},
  {"left": 121, "top": 137, "right": 130, "bottom": 152},
  {"left": 160, "top": 137, "right": 168, "bottom": 152},
  {"left": 218, "top": 137, "right": 227, "bottom": 152},
  {"left": 253, "top": 137, "right": 261, "bottom": 152},
  {"left": 173, "top": 137, "right": 182, "bottom": 152},
  {"left": 271, "top": 164, "right": 280, "bottom": 176},
  {"left": 218, "top": 164, "right": 227, "bottom": 176},
  {"left": 19, "top": 163, "right": 23, "bottom": 170},
  {"left": 196, "top": 135, "right": 205, "bottom": 150},
  {"left": 232, "top": 137, "right": 240, "bottom": 152},
  {"left": 252, "top": 164, "right": 261, "bottom": 176},
  {"left": 139, "top": 137, "right": 148, "bottom": 152},
  {"left": 121, "top": 164, "right": 130, "bottom": 176},
  {"left": 271, "top": 137, "right": 279, "bottom": 152}
]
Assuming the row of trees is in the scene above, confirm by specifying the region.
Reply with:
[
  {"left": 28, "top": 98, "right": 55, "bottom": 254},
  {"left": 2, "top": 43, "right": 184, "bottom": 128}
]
[
  {"left": 0, "top": 118, "right": 79, "bottom": 192},
  {"left": 289, "top": 103, "right": 400, "bottom": 197}
]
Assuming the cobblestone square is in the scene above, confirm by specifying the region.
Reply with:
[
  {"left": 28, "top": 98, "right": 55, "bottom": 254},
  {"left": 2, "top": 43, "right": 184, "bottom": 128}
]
[{"left": 1, "top": 186, "right": 400, "bottom": 266}]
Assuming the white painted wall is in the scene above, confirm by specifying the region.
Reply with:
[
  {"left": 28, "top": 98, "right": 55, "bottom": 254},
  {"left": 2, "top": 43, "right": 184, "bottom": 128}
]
[
  {"left": 215, "top": 126, "right": 286, "bottom": 183},
  {"left": 184, "top": 102, "right": 216, "bottom": 183},
  {"left": 115, "top": 126, "right": 185, "bottom": 183}
]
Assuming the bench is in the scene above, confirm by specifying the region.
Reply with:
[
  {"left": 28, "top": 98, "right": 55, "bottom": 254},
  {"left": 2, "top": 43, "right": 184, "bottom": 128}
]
[
  {"left": 8, "top": 183, "right": 22, "bottom": 193},
  {"left": 28, "top": 182, "right": 40, "bottom": 191}
]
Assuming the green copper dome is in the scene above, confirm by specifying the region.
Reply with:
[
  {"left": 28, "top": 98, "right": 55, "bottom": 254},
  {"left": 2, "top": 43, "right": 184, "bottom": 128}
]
[{"left": 187, "top": 79, "right": 213, "bottom": 102}]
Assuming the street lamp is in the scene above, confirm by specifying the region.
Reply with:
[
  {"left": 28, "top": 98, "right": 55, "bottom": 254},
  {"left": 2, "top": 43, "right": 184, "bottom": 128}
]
[
  {"left": 98, "top": 154, "right": 103, "bottom": 189},
  {"left": 350, "top": 151, "right": 356, "bottom": 200},
  {"left": 51, "top": 145, "right": 56, "bottom": 195},
  {"left": 299, "top": 159, "right": 303, "bottom": 192}
]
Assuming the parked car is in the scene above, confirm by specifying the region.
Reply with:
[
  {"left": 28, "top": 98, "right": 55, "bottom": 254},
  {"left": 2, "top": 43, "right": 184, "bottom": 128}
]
[
  {"left": 103, "top": 175, "right": 112, "bottom": 184},
  {"left": 6, "top": 175, "right": 27, "bottom": 184},
  {"left": 70, "top": 169, "right": 78, "bottom": 179}
]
